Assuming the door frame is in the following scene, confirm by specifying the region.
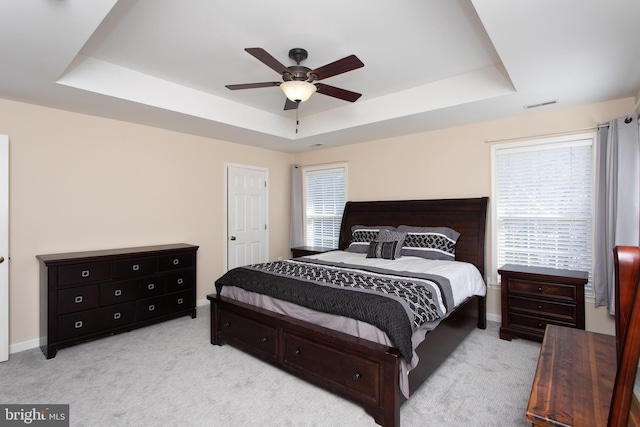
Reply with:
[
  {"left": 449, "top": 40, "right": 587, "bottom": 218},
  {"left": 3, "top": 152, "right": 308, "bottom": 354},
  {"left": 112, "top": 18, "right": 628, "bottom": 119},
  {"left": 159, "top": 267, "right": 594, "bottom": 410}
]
[
  {"left": 224, "top": 163, "right": 269, "bottom": 272},
  {"left": 1, "top": 135, "right": 9, "bottom": 362}
]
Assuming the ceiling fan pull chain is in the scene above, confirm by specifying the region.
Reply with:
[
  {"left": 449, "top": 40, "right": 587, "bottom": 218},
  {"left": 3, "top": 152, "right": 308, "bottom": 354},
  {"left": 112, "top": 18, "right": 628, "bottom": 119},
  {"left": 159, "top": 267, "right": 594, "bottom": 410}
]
[{"left": 295, "top": 104, "right": 299, "bottom": 134}]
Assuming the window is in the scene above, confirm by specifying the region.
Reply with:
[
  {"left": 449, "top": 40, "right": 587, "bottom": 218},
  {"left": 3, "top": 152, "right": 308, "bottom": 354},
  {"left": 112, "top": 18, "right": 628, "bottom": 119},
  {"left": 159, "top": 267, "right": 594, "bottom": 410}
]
[
  {"left": 491, "top": 134, "right": 594, "bottom": 293},
  {"left": 303, "top": 163, "right": 347, "bottom": 248}
]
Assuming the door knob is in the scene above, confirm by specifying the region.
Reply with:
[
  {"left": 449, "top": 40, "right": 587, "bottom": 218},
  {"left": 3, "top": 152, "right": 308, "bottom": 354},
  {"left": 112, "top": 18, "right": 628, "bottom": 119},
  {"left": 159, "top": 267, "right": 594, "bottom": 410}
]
[
  {"left": 0, "top": 256, "right": 4, "bottom": 264},
  {"left": 229, "top": 236, "right": 236, "bottom": 241}
]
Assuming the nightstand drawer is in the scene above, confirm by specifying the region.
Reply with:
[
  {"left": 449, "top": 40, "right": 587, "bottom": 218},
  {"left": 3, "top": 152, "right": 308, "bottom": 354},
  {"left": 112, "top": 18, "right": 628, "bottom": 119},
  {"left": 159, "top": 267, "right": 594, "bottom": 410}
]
[
  {"left": 509, "top": 279, "right": 577, "bottom": 302},
  {"left": 509, "top": 295, "right": 576, "bottom": 322},
  {"left": 509, "top": 312, "right": 575, "bottom": 334}
]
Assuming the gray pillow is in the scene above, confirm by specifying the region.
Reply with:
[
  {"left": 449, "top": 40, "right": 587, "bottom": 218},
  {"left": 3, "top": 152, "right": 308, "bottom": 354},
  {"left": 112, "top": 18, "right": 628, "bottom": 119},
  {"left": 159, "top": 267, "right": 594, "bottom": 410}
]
[
  {"left": 345, "top": 225, "right": 396, "bottom": 253},
  {"left": 397, "top": 225, "right": 460, "bottom": 260}
]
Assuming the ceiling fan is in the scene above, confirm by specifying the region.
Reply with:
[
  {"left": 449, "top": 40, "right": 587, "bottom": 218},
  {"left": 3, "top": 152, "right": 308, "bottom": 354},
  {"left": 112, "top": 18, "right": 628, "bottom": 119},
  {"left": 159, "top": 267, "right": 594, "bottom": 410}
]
[{"left": 225, "top": 47, "right": 364, "bottom": 110}]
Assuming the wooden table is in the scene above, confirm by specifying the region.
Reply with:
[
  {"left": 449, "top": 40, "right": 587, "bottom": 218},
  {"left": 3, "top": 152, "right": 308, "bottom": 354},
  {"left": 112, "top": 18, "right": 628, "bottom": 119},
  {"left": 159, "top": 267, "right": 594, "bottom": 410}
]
[{"left": 526, "top": 324, "right": 616, "bottom": 427}]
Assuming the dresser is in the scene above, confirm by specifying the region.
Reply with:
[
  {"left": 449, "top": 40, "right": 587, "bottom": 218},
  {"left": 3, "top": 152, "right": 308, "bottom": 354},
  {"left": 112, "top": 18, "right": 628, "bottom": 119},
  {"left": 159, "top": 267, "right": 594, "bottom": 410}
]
[
  {"left": 38, "top": 243, "right": 198, "bottom": 359},
  {"left": 499, "top": 264, "right": 588, "bottom": 342}
]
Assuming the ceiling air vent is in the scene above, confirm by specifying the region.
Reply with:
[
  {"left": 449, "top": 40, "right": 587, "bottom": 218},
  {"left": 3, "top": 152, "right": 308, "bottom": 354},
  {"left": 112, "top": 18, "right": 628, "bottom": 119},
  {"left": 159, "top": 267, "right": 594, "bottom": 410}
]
[{"left": 523, "top": 100, "right": 558, "bottom": 109}]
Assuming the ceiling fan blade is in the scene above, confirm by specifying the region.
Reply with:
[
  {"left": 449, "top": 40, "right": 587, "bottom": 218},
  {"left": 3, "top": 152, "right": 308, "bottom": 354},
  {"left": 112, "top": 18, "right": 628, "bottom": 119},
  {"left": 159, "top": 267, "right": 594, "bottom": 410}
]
[
  {"left": 284, "top": 98, "right": 299, "bottom": 110},
  {"left": 308, "top": 55, "right": 364, "bottom": 81},
  {"left": 314, "top": 83, "right": 362, "bottom": 102},
  {"left": 245, "top": 48, "right": 290, "bottom": 75},
  {"left": 225, "top": 82, "right": 280, "bottom": 90}
]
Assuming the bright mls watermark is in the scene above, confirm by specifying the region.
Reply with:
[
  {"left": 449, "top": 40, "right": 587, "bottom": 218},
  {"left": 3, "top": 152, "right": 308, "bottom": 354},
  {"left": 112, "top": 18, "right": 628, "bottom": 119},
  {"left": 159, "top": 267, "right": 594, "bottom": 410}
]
[{"left": 0, "top": 405, "right": 68, "bottom": 426}]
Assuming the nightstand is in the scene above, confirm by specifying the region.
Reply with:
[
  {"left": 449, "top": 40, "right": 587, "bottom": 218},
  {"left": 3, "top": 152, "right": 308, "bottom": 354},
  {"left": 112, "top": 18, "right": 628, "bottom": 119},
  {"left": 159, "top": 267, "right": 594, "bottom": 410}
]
[
  {"left": 290, "top": 246, "right": 335, "bottom": 258},
  {"left": 498, "top": 264, "right": 588, "bottom": 342}
]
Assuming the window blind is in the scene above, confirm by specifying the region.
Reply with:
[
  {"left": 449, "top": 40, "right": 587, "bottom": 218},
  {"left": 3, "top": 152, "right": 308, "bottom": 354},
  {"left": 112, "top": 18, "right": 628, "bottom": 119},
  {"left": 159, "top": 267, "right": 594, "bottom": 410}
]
[
  {"left": 495, "top": 138, "right": 594, "bottom": 292},
  {"left": 304, "top": 166, "right": 346, "bottom": 248}
]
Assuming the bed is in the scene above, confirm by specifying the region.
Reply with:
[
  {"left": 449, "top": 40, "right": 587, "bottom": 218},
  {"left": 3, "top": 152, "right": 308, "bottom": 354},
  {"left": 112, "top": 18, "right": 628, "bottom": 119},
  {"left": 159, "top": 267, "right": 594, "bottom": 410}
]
[{"left": 207, "top": 197, "right": 488, "bottom": 427}]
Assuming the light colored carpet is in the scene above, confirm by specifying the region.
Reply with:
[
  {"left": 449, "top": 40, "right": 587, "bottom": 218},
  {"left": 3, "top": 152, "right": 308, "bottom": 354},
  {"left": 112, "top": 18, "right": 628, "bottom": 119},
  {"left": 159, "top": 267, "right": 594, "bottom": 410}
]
[{"left": 0, "top": 305, "right": 541, "bottom": 426}]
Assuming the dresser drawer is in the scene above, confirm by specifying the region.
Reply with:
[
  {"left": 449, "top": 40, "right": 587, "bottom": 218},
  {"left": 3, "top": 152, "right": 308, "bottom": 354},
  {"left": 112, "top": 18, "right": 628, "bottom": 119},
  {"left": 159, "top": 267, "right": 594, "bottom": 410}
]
[
  {"left": 157, "top": 252, "right": 195, "bottom": 272},
  {"left": 509, "top": 279, "right": 577, "bottom": 302},
  {"left": 112, "top": 256, "right": 157, "bottom": 279},
  {"left": 58, "top": 302, "right": 135, "bottom": 340},
  {"left": 218, "top": 310, "right": 277, "bottom": 359},
  {"left": 57, "top": 285, "right": 99, "bottom": 314},
  {"left": 135, "top": 291, "right": 194, "bottom": 322},
  {"left": 166, "top": 270, "right": 195, "bottom": 293},
  {"left": 509, "top": 295, "right": 576, "bottom": 322},
  {"left": 57, "top": 261, "right": 111, "bottom": 288},
  {"left": 100, "top": 275, "right": 166, "bottom": 306},
  {"left": 283, "top": 332, "right": 380, "bottom": 402}
]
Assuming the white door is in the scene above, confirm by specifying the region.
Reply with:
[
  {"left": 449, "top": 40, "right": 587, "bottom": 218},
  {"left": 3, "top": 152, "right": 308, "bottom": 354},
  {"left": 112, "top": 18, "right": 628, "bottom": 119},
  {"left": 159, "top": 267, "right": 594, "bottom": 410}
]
[
  {"left": 227, "top": 165, "right": 268, "bottom": 270},
  {"left": 1, "top": 135, "right": 8, "bottom": 362}
]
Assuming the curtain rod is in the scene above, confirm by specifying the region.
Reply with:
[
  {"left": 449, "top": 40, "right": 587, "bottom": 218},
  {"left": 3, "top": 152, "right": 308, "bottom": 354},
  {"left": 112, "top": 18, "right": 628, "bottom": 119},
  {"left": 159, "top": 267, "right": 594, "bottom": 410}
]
[
  {"left": 625, "top": 97, "right": 640, "bottom": 123},
  {"left": 294, "top": 161, "right": 349, "bottom": 168},
  {"left": 484, "top": 124, "right": 609, "bottom": 144}
]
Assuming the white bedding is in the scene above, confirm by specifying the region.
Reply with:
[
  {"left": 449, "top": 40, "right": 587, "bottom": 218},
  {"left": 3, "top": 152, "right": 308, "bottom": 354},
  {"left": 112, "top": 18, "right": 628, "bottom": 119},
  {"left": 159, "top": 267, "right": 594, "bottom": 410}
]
[{"left": 219, "top": 250, "right": 486, "bottom": 398}]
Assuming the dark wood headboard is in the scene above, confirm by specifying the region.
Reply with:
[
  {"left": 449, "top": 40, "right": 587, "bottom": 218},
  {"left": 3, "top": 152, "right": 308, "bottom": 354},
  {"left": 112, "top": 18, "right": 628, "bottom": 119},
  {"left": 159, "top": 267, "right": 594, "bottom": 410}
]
[{"left": 338, "top": 197, "right": 489, "bottom": 279}]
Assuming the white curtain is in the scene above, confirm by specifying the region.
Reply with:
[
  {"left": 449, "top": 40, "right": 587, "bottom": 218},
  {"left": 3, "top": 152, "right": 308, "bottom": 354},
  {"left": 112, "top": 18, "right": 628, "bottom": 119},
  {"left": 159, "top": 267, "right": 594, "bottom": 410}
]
[
  {"left": 290, "top": 164, "right": 304, "bottom": 248},
  {"left": 594, "top": 114, "right": 640, "bottom": 313}
]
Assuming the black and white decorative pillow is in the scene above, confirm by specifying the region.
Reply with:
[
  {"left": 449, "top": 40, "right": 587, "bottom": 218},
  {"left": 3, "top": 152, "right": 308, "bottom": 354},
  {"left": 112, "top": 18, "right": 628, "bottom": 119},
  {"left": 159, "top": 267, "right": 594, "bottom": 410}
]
[
  {"left": 366, "top": 240, "right": 401, "bottom": 260},
  {"left": 345, "top": 225, "right": 396, "bottom": 253},
  {"left": 397, "top": 225, "right": 460, "bottom": 260},
  {"left": 369, "top": 229, "right": 407, "bottom": 259}
]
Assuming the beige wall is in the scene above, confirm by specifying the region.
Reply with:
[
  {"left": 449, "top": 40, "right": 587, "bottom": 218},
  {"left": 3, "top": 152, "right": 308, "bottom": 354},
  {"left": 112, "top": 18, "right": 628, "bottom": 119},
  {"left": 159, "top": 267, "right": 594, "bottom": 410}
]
[
  {"left": 0, "top": 98, "right": 293, "bottom": 347},
  {"left": 294, "top": 97, "right": 638, "bottom": 335},
  {"left": 2, "top": 95, "right": 634, "bottom": 349}
]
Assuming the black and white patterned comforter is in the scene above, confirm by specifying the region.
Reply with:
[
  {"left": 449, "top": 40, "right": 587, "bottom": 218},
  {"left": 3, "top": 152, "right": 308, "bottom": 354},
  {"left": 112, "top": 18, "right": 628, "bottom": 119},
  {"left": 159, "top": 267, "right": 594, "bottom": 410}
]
[{"left": 215, "top": 258, "right": 455, "bottom": 362}]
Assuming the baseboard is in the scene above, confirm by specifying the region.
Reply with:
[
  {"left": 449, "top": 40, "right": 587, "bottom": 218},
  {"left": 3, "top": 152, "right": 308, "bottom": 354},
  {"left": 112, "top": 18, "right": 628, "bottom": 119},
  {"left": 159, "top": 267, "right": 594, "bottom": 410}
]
[
  {"left": 10, "top": 338, "right": 39, "bottom": 354},
  {"left": 9, "top": 298, "right": 211, "bottom": 355},
  {"left": 486, "top": 312, "right": 501, "bottom": 323}
]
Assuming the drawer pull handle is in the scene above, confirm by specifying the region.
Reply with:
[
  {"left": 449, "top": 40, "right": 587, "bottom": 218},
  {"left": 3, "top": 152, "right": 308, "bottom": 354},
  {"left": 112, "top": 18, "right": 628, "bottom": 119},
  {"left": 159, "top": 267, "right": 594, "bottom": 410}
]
[
  {"left": 294, "top": 349, "right": 301, "bottom": 356},
  {"left": 74, "top": 321, "right": 83, "bottom": 329},
  {"left": 537, "top": 287, "right": 543, "bottom": 292},
  {"left": 74, "top": 296, "right": 83, "bottom": 304},
  {"left": 177, "top": 278, "right": 184, "bottom": 285},
  {"left": 115, "top": 289, "right": 122, "bottom": 297},
  {"left": 133, "top": 264, "right": 140, "bottom": 271},
  {"left": 353, "top": 372, "right": 361, "bottom": 381},
  {"left": 177, "top": 298, "right": 184, "bottom": 304},
  {"left": 114, "top": 312, "right": 121, "bottom": 320},
  {"left": 223, "top": 322, "right": 231, "bottom": 328},
  {"left": 261, "top": 337, "right": 268, "bottom": 343},
  {"left": 148, "top": 305, "right": 155, "bottom": 312},
  {"left": 148, "top": 284, "right": 155, "bottom": 291},
  {"left": 537, "top": 305, "right": 542, "bottom": 310},
  {"left": 81, "top": 270, "right": 90, "bottom": 278},
  {"left": 173, "top": 259, "right": 180, "bottom": 266},
  {"left": 538, "top": 323, "right": 543, "bottom": 328}
]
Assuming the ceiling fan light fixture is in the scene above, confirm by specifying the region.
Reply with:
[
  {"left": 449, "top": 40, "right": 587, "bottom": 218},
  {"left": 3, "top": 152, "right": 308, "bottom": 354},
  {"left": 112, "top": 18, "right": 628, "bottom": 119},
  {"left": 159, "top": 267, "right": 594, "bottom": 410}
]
[{"left": 280, "top": 80, "right": 316, "bottom": 103}]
